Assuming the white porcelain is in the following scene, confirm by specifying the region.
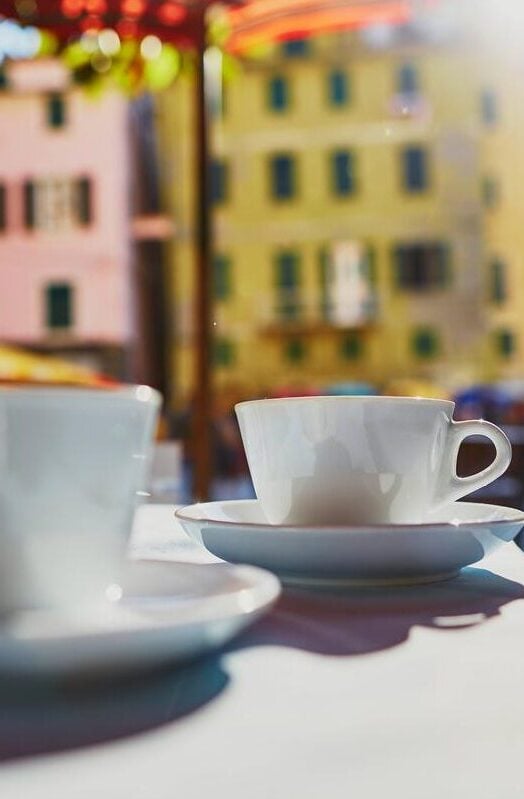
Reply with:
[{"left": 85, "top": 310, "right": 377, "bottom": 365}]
[
  {"left": 0, "top": 386, "right": 161, "bottom": 613},
  {"left": 0, "top": 559, "right": 280, "bottom": 676},
  {"left": 176, "top": 499, "right": 524, "bottom": 586},
  {"left": 235, "top": 396, "right": 511, "bottom": 525}
]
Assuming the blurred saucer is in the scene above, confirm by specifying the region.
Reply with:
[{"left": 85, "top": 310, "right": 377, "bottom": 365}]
[
  {"left": 176, "top": 500, "right": 524, "bottom": 587},
  {"left": 0, "top": 560, "right": 280, "bottom": 677}
]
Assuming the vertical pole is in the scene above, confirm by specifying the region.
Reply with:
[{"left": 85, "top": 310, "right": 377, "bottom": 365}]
[{"left": 193, "top": 12, "right": 213, "bottom": 500}]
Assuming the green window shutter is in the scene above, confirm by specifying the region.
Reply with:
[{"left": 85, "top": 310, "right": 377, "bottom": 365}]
[
  {"left": 398, "top": 64, "right": 418, "bottom": 94},
  {"left": 328, "top": 70, "right": 349, "bottom": 106},
  {"left": 331, "top": 150, "right": 356, "bottom": 196},
  {"left": 285, "top": 338, "right": 306, "bottom": 362},
  {"left": 23, "top": 180, "right": 35, "bottom": 229},
  {"left": 77, "top": 177, "right": 92, "bottom": 225},
  {"left": 282, "top": 39, "right": 309, "bottom": 58},
  {"left": 0, "top": 184, "right": 5, "bottom": 232},
  {"left": 214, "top": 337, "right": 235, "bottom": 367},
  {"left": 47, "top": 93, "right": 66, "bottom": 128},
  {"left": 210, "top": 159, "right": 229, "bottom": 204},
  {"left": 365, "top": 245, "right": 376, "bottom": 284},
  {"left": 490, "top": 259, "right": 506, "bottom": 303},
  {"left": 402, "top": 146, "right": 429, "bottom": 192},
  {"left": 214, "top": 254, "right": 232, "bottom": 300},
  {"left": 481, "top": 176, "right": 498, "bottom": 209},
  {"left": 268, "top": 75, "right": 290, "bottom": 111},
  {"left": 412, "top": 328, "right": 439, "bottom": 358},
  {"left": 270, "top": 154, "right": 296, "bottom": 200},
  {"left": 496, "top": 329, "right": 515, "bottom": 357},
  {"left": 341, "top": 333, "right": 363, "bottom": 360},
  {"left": 46, "top": 283, "right": 73, "bottom": 329},
  {"left": 318, "top": 247, "right": 330, "bottom": 320},
  {"left": 275, "top": 250, "right": 300, "bottom": 320}
]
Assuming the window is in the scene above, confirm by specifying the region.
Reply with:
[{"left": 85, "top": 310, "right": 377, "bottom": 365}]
[
  {"left": 46, "top": 93, "right": 66, "bottom": 128},
  {"left": 365, "top": 245, "right": 377, "bottom": 284},
  {"left": 318, "top": 247, "right": 330, "bottom": 319},
  {"left": 268, "top": 75, "right": 289, "bottom": 112},
  {"left": 482, "top": 176, "right": 499, "bottom": 209},
  {"left": 210, "top": 159, "right": 228, "bottom": 204},
  {"left": 0, "top": 184, "right": 5, "bottom": 232},
  {"left": 282, "top": 38, "right": 309, "bottom": 57},
  {"left": 24, "top": 180, "right": 35, "bottom": 229},
  {"left": 214, "top": 254, "right": 232, "bottom": 300},
  {"left": 45, "top": 283, "right": 73, "bottom": 330},
  {"left": 214, "top": 337, "right": 235, "bottom": 367},
  {"left": 412, "top": 328, "right": 439, "bottom": 358},
  {"left": 328, "top": 70, "right": 349, "bottom": 106},
  {"left": 285, "top": 339, "right": 306, "bottom": 362},
  {"left": 481, "top": 89, "right": 497, "bottom": 126},
  {"left": 275, "top": 250, "right": 301, "bottom": 320},
  {"left": 341, "top": 333, "right": 363, "bottom": 360},
  {"left": 490, "top": 259, "right": 506, "bottom": 303},
  {"left": 397, "top": 64, "right": 418, "bottom": 95},
  {"left": 393, "top": 243, "right": 450, "bottom": 291},
  {"left": 24, "top": 177, "right": 94, "bottom": 232},
  {"left": 331, "top": 150, "right": 356, "bottom": 196},
  {"left": 496, "top": 329, "right": 515, "bottom": 358},
  {"left": 269, "top": 154, "right": 296, "bottom": 200},
  {"left": 401, "top": 146, "right": 429, "bottom": 192},
  {"left": 77, "top": 177, "right": 92, "bottom": 225}
]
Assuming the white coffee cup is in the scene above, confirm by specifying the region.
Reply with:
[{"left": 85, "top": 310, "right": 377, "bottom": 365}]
[
  {"left": 0, "top": 385, "right": 161, "bottom": 614},
  {"left": 235, "top": 396, "right": 512, "bottom": 526}
]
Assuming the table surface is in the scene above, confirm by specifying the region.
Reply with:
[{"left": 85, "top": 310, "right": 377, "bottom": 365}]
[{"left": 2, "top": 504, "right": 524, "bottom": 799}]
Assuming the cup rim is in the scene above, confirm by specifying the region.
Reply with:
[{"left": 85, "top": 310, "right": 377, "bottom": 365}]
[
  {"left": 0, "top": 384, "right": 163, "bottom": 405},
  {"left": 235, "top": 395, "right": 454, "bottom": 411}
]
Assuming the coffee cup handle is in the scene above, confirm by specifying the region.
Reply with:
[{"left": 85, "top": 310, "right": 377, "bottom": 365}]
[{"left": 435, "top": 419, "right": 512, "bottom": 507}]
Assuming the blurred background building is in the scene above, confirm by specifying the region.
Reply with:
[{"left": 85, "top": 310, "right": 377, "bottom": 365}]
[
  {"left": 2, "top": 0, "right": 524, "bottom": 501},
  {"left": 159, "top": 2, "right": 523, "bottom": 410}
]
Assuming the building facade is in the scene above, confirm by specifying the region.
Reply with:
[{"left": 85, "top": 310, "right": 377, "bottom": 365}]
[
  {"left": 159, "top": 1, "right": 523, "bottom": 408},
  {"left": 0, "top": 58, "right": 172, "bottom": 389}
]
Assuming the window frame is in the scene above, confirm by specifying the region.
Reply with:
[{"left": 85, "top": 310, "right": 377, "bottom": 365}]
[
  {"left": 393, "top": 242, "right": 450, "bottom": 291},
  {"left": 331, "top": 149, "right": 356, "bottom": 197},
  {"left": 328, "top": 69, "right": 350, "bottom": 107},
  {"left": 46, "top": 93, "right": 67, "bottom": 129},
  {"left": 268, "top": 75, "right": 290, "bottom": 112},
  {"left": 401, "top": 145, "right": 429, "bottom": 193},
  {"left": 45, "top": 282, "right": 74, "bottom": 331},
  {"left": 269, "top": 153, "right": 297, "bottom": 201}
]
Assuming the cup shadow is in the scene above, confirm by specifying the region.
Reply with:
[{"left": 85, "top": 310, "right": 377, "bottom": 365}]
[
  {"left": 0, "top": 655, "right": 228, "bottom": 762},
  {"left": 229, "top": 566, "right": 524, "bottom": 657}
]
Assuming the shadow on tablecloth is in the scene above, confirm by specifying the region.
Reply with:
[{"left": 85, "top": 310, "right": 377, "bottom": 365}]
[
  {"left": 229, "top": 566, "right": 524, "bottom": 657},
  {"left": 0, "top": 655, "right": 227, "bottom": 762}
]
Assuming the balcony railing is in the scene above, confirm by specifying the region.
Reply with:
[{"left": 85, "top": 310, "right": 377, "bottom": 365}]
[{"left": 257, "top": 290, "right": 377, "bottom": 333}]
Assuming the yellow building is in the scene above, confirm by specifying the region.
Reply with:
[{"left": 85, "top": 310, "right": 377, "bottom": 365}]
[{"left": 158, "top": 3, "right": 522, "bottom": 409}]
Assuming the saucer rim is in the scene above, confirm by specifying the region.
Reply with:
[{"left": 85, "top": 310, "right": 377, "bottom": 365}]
[
  {"left": 0, "top": 560, "right": 281, "bottom": 646},
  {"left": 175, "top": 499, "right": 524, "bottom": 533}
]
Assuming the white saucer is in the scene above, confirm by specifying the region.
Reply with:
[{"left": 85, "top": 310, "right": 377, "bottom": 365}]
[
  {"left": 176, "top": 500, "right": 524, "bottom": 587},
  {"left": 0, "top": 560, "right": 280, "bottom": 677}
]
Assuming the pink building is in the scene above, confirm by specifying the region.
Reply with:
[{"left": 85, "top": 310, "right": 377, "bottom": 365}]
[{"left": 0, "top": 58, "right": 172, "bottom": 387}]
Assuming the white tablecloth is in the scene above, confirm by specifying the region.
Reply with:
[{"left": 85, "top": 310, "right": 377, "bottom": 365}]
[{"left": 2, "top": 504, "right": 524, "bottom": 799}]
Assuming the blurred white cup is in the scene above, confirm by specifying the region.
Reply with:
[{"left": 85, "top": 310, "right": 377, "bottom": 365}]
[{"left": 0, "top": 385, "right": 161, "bottom": 614}]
